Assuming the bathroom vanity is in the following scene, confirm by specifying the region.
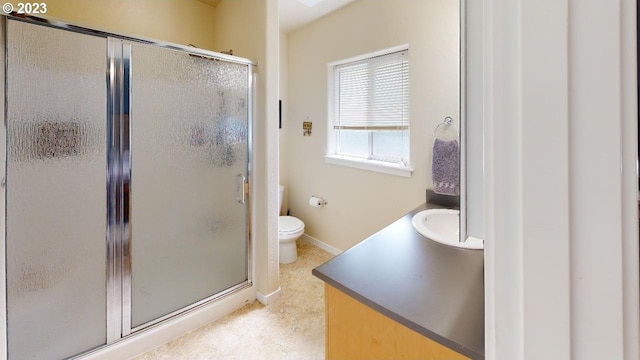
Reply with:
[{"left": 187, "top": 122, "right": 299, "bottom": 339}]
[{"left": 313, "top": 203, "right": 484, "bottom": 360}]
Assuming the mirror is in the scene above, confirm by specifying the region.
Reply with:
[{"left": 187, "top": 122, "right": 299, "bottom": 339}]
[
  {"left": 462, "top": 0, "right": 485, "bottom": 245},
  {"left": 413, "top": 0, "right": 476, "bottom": 248}
]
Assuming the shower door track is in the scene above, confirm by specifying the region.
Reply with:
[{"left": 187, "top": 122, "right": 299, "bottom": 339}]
[{"left": 3, "top": 13, "right": 254, "bottom": 351}]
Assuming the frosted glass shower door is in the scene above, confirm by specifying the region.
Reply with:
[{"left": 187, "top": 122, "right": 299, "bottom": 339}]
[
  {"left": 5, "top": 20, "right": 107, "bottom": 360},
  {"left": 129, "top": 43, "right": 250, "bottom": 329}
]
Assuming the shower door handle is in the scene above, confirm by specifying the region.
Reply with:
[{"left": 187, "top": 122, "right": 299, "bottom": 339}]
[{"left": 237, "top": 174, "right": 247, "bottom": 204}]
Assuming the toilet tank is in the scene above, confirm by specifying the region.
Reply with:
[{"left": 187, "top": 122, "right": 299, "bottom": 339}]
[{"left": 279, "top": 185, "right": 285, "bottom": 213}]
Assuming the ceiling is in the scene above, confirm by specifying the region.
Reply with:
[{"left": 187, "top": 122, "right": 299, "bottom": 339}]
[
  {"left": 196, "top": 0, "right": 356, "bottom": 34},
  {"left": 279, "top": 0, "right": 356, "bottom": 33},
  {"left": 197, "top": 0, "right": 223, "bottom": 7}
]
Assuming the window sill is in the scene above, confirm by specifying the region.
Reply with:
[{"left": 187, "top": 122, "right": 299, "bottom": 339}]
[{"left": 324, "top": 155, "right": 413, "bottom": 178}]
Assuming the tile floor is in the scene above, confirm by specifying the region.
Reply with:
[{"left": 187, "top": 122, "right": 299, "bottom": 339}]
[{"left": 133, "top": 242, "right": 333, "bottom": 360}]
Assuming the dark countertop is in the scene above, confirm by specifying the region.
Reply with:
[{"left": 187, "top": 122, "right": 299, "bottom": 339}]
[{"left": 312, "top": 203, "right": 484, "bottom": 359}]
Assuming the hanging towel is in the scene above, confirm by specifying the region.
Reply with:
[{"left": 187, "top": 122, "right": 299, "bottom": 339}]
[{"left": 432, "top": 138, "right": 460, "bottom": 196}]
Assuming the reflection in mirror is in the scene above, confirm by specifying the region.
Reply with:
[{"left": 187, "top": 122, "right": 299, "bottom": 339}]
[
  {"left": 425, "top": 0, "right": 467, "bottom": 247},
  {"left": 424, "top": 0, "right": 481, "bottom": 249}
]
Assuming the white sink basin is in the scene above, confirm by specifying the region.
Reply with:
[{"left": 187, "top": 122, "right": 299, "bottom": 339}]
[{"left": 411, "top": 209, "right": 483, "bottom": 250}]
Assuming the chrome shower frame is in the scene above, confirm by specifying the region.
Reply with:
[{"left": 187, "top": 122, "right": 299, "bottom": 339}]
[{"left": 2, "top": 12, "right": 255, "bottom": 351}]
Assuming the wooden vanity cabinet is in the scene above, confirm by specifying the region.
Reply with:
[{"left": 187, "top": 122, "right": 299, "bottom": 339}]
[{"left": 324, "top": 284, "right": 469, "bottom": 360}]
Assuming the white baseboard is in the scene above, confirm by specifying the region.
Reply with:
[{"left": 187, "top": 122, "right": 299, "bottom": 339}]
[
  {"left": 257, "top": 287, "right": 281, "bottom": 305},
  {"left": 301, "top": 234, "right": 342, "bottom": 255},
  {"left": 80, "top": 286, "right": 256, "bottom": 360}
]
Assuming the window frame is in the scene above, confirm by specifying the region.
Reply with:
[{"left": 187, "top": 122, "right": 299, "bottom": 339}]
[{"left": 325, "top": 45, "right": 413, "bottom": 178}]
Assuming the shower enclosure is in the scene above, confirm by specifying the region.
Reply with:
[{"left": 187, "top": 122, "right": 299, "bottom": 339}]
[{"left": 4, "top": 16, "right": 252, "bottom": 360}]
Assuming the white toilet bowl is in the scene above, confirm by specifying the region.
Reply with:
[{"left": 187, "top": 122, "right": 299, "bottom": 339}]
[
  {"left": 278, "top": 215, "right": 305, "bottom": 264},
  {"left": 279, "top": 185, "right": 305, "bottom": 264}
]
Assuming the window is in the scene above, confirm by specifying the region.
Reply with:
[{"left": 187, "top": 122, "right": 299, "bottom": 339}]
[{"left": 326, "top": 46, "right": 411, "bottom": 177}]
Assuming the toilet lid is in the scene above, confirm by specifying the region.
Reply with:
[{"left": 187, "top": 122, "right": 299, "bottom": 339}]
[{"left": 279, "top": 216, "right": 304, "bottom": 234}]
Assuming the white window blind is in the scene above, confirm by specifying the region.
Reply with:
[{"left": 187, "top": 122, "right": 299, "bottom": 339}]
[{"left": 333, "top": 50, "right": 409, "bottom": 130}]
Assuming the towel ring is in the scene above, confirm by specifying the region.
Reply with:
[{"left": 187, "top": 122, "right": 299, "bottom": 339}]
[{"left": 432, "top": 116, "right": 459, "bottom": 140}]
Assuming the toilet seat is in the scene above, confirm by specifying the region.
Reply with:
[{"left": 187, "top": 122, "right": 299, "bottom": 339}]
[{"left": 279, "top": 216, "right": 304, "bottom": 235}]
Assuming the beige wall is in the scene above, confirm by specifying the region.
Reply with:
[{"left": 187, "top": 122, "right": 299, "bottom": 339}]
[
  {"left": 41, "top": 0, "right": 217, "bottom": 50},
  {"left": 213, "top": 0, "right": 260, "bottom": 60},
  {"left": 284, "top": 0, "right": 459, "bottom": 251}
]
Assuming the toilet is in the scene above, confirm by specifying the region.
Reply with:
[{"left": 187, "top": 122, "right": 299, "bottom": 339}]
[{"left": 279, "top": 185, "right": 305, "bottom": 264}]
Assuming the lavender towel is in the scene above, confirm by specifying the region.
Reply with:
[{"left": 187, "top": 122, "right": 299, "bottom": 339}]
[{"left": 432, "top": 138, "right": 460, "bottom": 196}]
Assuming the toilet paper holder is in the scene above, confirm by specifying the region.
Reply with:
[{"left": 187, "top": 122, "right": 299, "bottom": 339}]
[{"left": 310, "top": 195, "right": 328, "bottom": 207}]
